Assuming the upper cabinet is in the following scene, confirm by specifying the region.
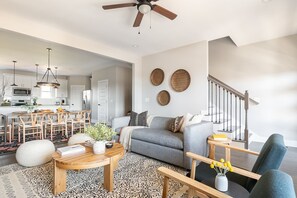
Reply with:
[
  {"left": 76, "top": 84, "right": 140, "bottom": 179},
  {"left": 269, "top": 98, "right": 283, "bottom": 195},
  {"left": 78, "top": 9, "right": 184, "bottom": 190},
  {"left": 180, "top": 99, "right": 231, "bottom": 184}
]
[
  {"left": 2, "top": 73, "right": 68, "bottom": 99},
  {"left": 56, "top": 79, "right": 68, "bottom": 98},
  {"left": 15, "top": 74, "right": 32, "bottom": 88}
]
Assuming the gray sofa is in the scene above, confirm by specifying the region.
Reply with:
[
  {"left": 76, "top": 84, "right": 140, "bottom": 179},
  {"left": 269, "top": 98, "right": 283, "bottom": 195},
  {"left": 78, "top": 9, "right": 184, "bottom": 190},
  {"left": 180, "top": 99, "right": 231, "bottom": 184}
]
[{"left": 112, "top": 116, "right": 213, "bottom": 169}]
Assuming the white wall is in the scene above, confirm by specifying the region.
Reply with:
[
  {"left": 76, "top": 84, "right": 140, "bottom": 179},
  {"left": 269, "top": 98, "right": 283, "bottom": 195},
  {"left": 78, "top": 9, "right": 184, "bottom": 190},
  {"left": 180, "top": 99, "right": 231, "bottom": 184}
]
[
  {"left": 142, "top": 41, "right": 208, "bottom": 117},
  {"left": 209, "top": 36, "right": 297, "bottom": 145},
  {"left": 91, "top": 65, "right": 132, "bottom": 123}
]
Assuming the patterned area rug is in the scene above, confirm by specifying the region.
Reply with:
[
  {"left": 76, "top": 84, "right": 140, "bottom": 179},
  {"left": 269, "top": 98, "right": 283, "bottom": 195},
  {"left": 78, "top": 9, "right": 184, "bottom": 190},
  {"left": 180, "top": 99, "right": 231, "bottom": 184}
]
[{"left": 0, "top": 152, "right": 190, "bottom": 198}]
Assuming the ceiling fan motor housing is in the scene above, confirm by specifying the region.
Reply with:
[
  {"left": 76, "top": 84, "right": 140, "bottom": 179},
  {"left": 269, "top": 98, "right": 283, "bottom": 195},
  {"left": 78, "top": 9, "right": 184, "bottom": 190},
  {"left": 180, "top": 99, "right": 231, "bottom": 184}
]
[{"left": 137, "top": 0, "right": 152, "bottom": 14}]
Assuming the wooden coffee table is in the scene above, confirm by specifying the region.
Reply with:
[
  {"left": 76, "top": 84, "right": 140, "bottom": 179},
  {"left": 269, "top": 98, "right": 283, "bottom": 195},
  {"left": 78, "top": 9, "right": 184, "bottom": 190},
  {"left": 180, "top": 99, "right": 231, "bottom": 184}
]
[{"left": 52, "top": 143, "right": 124, "bottom": 195}]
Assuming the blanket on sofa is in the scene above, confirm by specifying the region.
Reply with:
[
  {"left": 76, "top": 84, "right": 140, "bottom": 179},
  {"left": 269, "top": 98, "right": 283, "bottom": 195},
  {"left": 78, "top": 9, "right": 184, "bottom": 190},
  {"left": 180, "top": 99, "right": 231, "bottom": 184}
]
[{"left": 119, "top": 126, "right": 147, "bottom": 151}]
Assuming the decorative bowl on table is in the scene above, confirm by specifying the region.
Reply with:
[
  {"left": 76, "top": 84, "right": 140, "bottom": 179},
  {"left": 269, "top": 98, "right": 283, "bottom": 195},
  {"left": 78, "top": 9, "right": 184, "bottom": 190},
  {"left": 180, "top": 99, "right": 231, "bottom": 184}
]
[{"left": 105, "top": 142, "right": 113, "bottom": 149}]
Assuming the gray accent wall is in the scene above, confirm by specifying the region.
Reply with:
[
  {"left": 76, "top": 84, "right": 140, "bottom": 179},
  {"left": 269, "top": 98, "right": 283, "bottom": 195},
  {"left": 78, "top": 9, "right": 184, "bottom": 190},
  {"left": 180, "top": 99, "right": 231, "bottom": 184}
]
[
  {"left": 209, "top": 36, "right": 297, "bottom": 144},
  {"left": 142, "top": 41, "right": 208, "bottom": 117}
]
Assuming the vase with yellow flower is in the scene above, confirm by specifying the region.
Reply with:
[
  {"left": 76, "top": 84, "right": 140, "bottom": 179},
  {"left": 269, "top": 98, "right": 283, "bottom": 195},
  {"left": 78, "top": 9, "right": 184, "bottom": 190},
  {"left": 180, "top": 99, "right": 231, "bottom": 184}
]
[{"left": 210, "top": 158, "right": 233, "bottom": 192}]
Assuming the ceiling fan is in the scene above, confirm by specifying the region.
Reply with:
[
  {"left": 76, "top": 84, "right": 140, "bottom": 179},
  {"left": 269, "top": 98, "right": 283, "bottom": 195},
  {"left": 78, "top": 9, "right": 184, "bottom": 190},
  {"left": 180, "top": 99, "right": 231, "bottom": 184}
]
[{"left": 102, "top": 0, "right": 177, "bottom": 27}]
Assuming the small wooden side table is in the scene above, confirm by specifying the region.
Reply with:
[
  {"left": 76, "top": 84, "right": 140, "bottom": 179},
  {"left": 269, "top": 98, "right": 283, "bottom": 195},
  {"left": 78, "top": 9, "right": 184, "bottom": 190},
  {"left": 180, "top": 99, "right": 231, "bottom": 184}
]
[{"left": 208, "top": 136, "right": 232, "bottom": 161}]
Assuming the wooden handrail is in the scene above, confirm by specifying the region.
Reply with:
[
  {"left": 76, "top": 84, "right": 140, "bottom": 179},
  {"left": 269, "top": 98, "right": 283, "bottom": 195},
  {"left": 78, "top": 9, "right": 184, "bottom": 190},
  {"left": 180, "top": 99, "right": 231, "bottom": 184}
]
[{"left": 208, "top": 75, "right": 259, "bottom": 105}]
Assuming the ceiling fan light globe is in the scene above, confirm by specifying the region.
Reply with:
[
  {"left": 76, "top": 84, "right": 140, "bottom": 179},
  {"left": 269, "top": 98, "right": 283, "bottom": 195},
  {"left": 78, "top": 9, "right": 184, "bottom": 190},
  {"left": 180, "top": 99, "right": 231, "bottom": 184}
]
[{"left": 139, "top": 4, "right": 151, "bottom": 14}]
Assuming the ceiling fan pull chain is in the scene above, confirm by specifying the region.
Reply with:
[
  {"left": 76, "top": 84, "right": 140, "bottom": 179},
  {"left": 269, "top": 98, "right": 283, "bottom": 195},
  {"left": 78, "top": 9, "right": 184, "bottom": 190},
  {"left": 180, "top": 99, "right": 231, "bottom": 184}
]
[
  {"left": 150, "top": 11, "right": 152, "bottom": 29},
  {"left": 138, "top": 26, "right": 141, "bottom": 34}
]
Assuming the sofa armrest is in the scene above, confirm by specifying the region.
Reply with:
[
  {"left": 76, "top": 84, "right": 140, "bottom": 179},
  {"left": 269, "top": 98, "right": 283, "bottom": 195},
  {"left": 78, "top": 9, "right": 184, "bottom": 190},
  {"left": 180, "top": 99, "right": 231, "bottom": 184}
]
[
  {"left": 183, "top": 121, "right": 213, "bottom": 169},
  {"left": 111, "top": 116, "right": 130, "bottom": 130}
]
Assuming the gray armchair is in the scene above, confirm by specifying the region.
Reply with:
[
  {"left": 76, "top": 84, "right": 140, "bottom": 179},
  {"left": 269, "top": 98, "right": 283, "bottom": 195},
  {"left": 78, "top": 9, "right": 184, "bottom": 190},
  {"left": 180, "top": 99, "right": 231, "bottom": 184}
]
[{"left": 193, "top": 133, "right": 287, "bottom": 192}]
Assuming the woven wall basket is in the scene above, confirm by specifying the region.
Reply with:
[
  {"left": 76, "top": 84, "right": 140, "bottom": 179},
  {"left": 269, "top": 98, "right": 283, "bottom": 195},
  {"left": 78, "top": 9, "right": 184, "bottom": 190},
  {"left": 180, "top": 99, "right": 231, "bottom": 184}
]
[
  {"left": 170, "top": 69, "right": 191, "bottom": 92},
  {"left": 150, "top": 68, "right": 164, "bottom": 86},
  {"left": 157, "top": 90, "right": 170, "bottom": 106}
]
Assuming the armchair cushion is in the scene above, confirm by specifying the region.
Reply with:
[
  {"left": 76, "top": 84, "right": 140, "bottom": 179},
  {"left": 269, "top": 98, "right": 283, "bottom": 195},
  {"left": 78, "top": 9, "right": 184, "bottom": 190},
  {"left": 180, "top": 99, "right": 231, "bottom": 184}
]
[
  {"left": 246, "top": 133, "right": 287, "bottom": 191},
  {"left": 193, "top": 133, "right": 287, "bottom": 193},
  {"left": 249, "top": 169, "right": 296, "bottom": 198},
  {"left": 194, "top": 162, "right": 248, "bottom": 188}
]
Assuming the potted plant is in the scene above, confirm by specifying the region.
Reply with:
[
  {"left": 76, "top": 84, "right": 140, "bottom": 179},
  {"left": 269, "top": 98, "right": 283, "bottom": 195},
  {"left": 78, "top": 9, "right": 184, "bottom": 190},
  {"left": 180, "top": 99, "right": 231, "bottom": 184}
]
[
  {"left": 85, "top": 123, "right": 116, "bottom": 154},
  {"left": 32, "top": 97, "right": 38, "bottom": 105}
]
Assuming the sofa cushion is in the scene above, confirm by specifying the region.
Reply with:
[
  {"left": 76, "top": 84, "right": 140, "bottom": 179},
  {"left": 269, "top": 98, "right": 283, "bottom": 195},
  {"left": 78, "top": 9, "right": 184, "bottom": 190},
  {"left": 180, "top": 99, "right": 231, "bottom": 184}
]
[
  {"left": 150, "top": 117, "right": 173, "bottom": 130},
  {"left": 131, "top": 128, "right": 183, "bottom": 150},
  {"left": 168, "top": 116, "right": 184, "bottom": 132},
  {"left": 129, "top": 111, "right": 148, "bottom": 126}
]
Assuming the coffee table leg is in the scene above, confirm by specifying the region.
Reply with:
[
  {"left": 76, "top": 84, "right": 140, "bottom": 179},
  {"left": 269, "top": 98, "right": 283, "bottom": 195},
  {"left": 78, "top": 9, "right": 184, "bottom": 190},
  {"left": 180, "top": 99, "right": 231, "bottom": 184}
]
[
  {"left": 104, "top": 161, "right": 114, "bottom": 192},
  {"left": 53, "top": 160, "right": 67, "bottom": 195}
]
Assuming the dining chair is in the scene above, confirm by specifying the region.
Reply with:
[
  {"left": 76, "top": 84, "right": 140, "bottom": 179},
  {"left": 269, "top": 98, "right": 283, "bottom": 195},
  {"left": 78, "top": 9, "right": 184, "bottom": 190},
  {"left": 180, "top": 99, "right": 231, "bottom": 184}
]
[
  {"left": 0, "top": 114, "right": 12, "bottom": 143},
  {"left": 18, "top": 113, "right": 44, "bottom": 143},
  {"left": 45, "top": 112, "right": 68, "bottom": 141},
  {"left": 83, "top": 110, "right": 91, "bottom": 127},
  {"left": 67, "top": 111, "right": 85, "bottom": 135}
]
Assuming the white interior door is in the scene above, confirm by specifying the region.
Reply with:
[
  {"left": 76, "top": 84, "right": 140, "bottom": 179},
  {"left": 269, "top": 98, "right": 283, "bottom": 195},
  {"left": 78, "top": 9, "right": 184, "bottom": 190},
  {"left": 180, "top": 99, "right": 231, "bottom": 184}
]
[
  {"left": 70, "top": 85, "right": 85, "bottom": 111},
  {"left": 97, "top": 80, "right": 108, "bottom": 123}
]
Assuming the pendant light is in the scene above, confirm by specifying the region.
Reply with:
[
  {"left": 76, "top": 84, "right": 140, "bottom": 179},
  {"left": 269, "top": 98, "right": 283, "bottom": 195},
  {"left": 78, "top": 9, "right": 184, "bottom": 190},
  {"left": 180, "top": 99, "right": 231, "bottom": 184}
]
[
  {"left": 54, "top": 67, "right": 59, "bottom": 89},
  {"left": 11, "top": 60, "right": 18, "bottom": 86},
  {"left": 37, "top": 48, "right": 60, "bottom": 87},
  {"left": 34, "top": 64, "right": 40, "bottom": 88}
]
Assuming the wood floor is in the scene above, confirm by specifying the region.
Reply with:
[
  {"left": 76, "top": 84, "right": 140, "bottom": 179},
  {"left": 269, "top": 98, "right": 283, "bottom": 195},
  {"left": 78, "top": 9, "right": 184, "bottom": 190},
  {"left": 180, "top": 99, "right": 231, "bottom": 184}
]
[{"left": 0, "top": 142, "right": 296, "bottom": 194}]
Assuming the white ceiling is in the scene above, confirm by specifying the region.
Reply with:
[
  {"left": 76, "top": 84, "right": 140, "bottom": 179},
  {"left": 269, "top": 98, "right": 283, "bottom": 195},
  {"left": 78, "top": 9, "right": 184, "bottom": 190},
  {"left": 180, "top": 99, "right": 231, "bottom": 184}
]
[
  {"left": 0, "top": 29, "right": 129, "bottom": 76},
  {"left": 0, "top": 0, "right": 296, "bottom": 74}
]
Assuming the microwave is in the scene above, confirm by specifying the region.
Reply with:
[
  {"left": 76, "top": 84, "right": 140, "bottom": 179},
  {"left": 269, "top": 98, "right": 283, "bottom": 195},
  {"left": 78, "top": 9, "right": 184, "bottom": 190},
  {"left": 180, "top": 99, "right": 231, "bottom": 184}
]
[{"left": 12, "top": 88, "right": 31, "bottom": 96}]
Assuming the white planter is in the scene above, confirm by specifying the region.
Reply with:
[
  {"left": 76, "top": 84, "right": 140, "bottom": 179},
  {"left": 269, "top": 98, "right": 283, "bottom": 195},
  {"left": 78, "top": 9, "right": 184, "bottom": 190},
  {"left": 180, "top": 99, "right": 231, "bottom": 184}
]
[
  {"left": 215, "top": 174, "right": 228, "bottom": 192},
  {"left": 93, "top": 141, "right": 106, "bottom": 154}
]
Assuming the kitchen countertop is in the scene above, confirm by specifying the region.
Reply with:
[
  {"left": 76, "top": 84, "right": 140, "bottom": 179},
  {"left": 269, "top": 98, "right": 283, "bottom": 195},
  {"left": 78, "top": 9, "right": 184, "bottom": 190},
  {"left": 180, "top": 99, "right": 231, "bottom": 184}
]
[{"left": 0, "top": 104, "right": 70, "bottom": 107}]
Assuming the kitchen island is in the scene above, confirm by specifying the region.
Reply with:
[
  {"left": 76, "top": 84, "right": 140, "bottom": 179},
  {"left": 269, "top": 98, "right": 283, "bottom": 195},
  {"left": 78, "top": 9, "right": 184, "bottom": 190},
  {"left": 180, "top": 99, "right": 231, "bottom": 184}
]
[{"left": 0, "top": 105, "right": 70, "bottom": 115}]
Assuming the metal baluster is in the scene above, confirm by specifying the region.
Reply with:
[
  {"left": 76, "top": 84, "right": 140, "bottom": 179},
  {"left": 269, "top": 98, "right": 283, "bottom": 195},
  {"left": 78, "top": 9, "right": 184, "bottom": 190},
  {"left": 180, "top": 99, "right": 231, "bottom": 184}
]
[
  {"left": 223, "top": 89, "right": 225, "bottom": 130},
  {"left": 216, "top": 84, "right": 218, "bottom": 123},
  {"left": 211, "top": 82, "right": 213, "bottom": 122},
  {"left": 235, "top": 96, "right": 237, "bottom": 140},
  {"left": 227, "top": 91, "right": 229, "bottom": 131},
  {"left": 219, "top": 86, "right": 221, "bottom": 124},
  {"left": 239, "top": 99, "right": 242, "bottom": 140},
  {"left": 230, "top": 93, "right": 232, "bottom": 131},
  {"left": 208, "top": 80, "right": 210, "bottom": 115}
]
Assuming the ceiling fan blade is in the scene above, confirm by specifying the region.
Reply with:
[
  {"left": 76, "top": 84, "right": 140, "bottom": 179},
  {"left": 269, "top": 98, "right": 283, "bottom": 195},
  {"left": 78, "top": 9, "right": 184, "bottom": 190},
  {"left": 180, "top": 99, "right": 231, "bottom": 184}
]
[
  {"left": 152, "top": 5, "right": 177, "bottom": 20},
  {"left": 102, "top": 3, "right": 137, "bottom": 10},
  {"left": 149, "top": 0, "right": 159, "bottom": 2},
  {"left": 133, "top": 11, "right": 144, "bottom": 27}
]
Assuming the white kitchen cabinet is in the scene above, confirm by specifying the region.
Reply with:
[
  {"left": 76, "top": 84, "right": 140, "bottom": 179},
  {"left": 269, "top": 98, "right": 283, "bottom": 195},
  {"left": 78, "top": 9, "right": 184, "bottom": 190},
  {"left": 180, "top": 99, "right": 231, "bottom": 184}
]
[{"left": 56, "top": 79, "right": 68, "bottom": 98}]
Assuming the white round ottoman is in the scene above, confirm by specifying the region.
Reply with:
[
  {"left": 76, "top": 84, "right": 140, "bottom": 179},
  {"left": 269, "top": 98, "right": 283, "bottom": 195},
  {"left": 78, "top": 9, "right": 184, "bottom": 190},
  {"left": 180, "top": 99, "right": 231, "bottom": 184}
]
[
  {"left": 68, "top": 133, "right": 94, "bottom": 145},
  {"left": 16, "top": 140, "right": 55, "bottom": 167}
]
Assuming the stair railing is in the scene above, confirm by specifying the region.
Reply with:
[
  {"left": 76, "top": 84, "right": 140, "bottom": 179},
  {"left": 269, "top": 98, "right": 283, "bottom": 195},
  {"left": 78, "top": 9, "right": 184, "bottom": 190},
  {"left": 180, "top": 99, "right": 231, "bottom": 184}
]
[{"left": 208, "top": 75, "right": 258, "bottom": 149}]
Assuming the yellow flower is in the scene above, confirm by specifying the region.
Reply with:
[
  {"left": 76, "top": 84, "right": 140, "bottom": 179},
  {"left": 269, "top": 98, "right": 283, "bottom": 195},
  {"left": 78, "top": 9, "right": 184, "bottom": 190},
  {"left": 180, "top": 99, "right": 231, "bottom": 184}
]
[
  {"left": 224, "top": 163, "right": 227, "bottom": 167},
  {"left": 230, "top": 168, "right": 234, "bottom": 172},
  {"left": 210, "top": 164, "right": 214, "bottom": 169},
  {"left": 220, "top": 159, "right": 225, "bottom": 163},
  {"left": 227, "top": 161, "right": 232, "bottom": 167}
]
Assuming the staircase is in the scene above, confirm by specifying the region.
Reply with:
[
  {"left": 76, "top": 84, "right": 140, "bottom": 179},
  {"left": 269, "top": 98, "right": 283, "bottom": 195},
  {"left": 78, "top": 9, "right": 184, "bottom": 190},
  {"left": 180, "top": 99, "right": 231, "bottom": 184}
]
[{"left": 206, "top": 75, "right": 259, "bottom": 149}]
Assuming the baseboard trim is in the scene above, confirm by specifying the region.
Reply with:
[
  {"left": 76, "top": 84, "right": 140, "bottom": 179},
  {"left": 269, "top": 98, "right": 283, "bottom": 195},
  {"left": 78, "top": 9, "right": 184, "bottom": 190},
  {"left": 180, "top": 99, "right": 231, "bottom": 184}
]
[{"left": 251, "top": 133, "right": 297, "bottom": 148}]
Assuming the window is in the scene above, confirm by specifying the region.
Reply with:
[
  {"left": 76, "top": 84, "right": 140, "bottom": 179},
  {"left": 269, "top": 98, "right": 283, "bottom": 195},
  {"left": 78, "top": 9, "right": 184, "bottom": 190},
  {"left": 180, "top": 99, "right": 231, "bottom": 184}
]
[{"left": 41, "top": 86, "right": 53, "bottom": 98}]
